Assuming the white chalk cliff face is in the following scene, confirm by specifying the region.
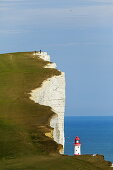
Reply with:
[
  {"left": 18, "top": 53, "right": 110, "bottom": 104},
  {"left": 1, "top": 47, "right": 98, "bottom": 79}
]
[{"left": 30, "top": 52, "right": 65, "bottom": 154}]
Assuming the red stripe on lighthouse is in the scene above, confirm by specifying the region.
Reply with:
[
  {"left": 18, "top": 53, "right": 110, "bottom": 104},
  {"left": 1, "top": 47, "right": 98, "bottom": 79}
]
[{"left": 75, "top": 143, "right": 81, "bottom": 146}]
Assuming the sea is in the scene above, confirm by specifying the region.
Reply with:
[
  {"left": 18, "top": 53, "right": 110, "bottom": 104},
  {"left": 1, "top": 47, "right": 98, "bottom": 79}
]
[{"left": 64, "top": 116, "right": 113, "bottom": 163}]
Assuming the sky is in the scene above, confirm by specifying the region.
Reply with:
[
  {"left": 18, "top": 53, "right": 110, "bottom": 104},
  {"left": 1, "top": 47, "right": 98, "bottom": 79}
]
[{"left": 0, "top": 0, "right": 113, "bottom": 116}]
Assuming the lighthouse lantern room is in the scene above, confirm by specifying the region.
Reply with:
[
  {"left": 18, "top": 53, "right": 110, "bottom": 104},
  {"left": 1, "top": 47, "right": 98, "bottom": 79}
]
[{"left": 74, "top": 136, "right": 81, "bottom": 155}]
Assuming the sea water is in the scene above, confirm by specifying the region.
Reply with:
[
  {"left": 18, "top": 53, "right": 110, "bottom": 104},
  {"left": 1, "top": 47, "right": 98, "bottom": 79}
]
[{"left": 64, "top": 116, "right": 113, "bottom": 162}]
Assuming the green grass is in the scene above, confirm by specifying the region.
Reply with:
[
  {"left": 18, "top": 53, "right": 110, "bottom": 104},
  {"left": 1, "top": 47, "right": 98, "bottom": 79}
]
[
  {"left": 0, "top": 155, "right": 111, "bottom": 170},
  {"left": 0, "top": 52, "right": 60, "bottom": 159},
  {"left": 0, "top": 52, "right": 111, "bottom": 169}
]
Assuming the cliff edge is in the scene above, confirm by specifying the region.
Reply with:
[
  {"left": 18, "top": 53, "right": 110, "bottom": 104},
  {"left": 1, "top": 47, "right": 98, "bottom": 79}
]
[{"left": 30, "top": 52, "right": 65, "bottom": 153}]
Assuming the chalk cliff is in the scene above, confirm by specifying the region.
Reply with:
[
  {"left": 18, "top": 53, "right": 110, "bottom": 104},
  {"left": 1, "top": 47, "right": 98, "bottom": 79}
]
[{"left": 30, "top": 52, "right": 65, "bottom": 153}]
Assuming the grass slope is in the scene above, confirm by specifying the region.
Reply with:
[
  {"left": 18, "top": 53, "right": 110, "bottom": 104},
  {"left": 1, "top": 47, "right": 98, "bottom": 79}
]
[
  {"left": 0, "top": 155, "right": 112, "bottom": 170},
  {"left": 0, "top": 52, "right": 111, "bottom": 169},
  {"left": 0, "top": 52, "right": 61, "bottom": 158}
]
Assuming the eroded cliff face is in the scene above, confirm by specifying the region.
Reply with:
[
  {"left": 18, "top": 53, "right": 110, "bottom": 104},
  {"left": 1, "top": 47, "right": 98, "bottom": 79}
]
[{"left": 30, "top": 52, "right": 65, "bottom": 154}]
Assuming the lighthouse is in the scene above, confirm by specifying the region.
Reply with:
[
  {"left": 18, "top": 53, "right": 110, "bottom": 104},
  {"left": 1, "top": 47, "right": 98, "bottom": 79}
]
[{"left": 74, "top": 136, "right": 81, "bottom": 155}]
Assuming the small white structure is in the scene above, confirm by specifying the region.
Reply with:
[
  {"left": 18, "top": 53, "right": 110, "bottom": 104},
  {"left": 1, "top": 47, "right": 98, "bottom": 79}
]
[{"left": 74, "top": 136, "right": 81, "bottom": 155}]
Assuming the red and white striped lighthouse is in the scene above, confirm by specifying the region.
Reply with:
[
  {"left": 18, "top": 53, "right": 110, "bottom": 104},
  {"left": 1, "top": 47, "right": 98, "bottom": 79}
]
[{"left": 74, "top": 136, "right": 81, "bottom": 155}]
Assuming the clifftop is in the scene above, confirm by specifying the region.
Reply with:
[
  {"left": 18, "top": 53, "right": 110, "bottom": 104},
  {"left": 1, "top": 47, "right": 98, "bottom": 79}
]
[{"left": 33, "top": 51, "right": 51, "bottom": 61}]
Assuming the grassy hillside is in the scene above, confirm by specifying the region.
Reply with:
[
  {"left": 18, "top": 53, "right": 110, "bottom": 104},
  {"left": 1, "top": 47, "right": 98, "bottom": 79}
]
[
  {"left": 0, "top": 52, "right": 61, "bottom": 158},
  {"left": 0, "top": 52, "right": 111, "bottom": 169}
]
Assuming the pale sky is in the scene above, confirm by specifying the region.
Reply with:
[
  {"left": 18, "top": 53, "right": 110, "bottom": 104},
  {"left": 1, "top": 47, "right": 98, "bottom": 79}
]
[{"left": 0, "top": 0, "right": 113, "bottom": 116}]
